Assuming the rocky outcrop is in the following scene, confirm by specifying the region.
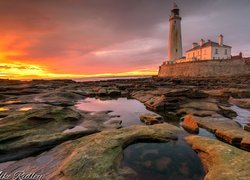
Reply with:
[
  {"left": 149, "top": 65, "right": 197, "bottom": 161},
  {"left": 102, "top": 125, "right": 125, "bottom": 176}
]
[
  {"left": 191, "top": 115, "right": 250, "bottom": 151},
  {"left": 185, "top": 135, "right": 250, "bottom": 180},
  {"left": 139, "top": 113, "right": 163, "bottom": 125},
  {"left": 0, "top": 124, "right": 180, "bottom": 180},
  {"left": 0, "top": 107, "right": 102, "bottom": 162}
]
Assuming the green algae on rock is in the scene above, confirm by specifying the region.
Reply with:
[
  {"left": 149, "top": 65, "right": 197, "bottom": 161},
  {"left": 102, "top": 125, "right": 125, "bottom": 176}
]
[
  {"left": 185, "top": 135, "right": 250, "bottom": 180},
  {"left": 0, "top": 106, "right": 99, "bottom": 162},
  {"left": 50, "top": 124, "right": 180, "bottom": 179}
]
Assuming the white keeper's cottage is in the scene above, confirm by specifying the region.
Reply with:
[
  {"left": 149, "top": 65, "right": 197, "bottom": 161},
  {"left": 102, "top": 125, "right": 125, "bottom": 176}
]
[{"left": 183, "top": 35, "right": 232, "bottom": 62}]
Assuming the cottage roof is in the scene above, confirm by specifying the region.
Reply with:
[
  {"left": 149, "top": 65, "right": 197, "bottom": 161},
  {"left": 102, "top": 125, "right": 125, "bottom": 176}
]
[{"left": 186, "top": 41, "right": 232, "bottom": 53}]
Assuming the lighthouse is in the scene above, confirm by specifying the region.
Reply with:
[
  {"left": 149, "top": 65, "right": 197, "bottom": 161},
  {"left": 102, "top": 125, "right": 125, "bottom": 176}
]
[{"left": 168, "top": 3, "right": 183, "bottom": 63}]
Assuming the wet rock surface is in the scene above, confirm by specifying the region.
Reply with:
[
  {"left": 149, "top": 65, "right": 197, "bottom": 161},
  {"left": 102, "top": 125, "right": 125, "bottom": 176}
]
[
  {"left": 0, "top": 75, "right": 249, "bottom": 178},
  {"left": 140, "top": 113, "right": 163, "bottom": 125},
  {"left": 181, "top": 115, "right": 199, "bottom": 134},
  {"left": 185, "top": 135, "right": 250, "bottom": 180},
  {"left": 0, "top": 124, "right": 180, "bottom": 179}
]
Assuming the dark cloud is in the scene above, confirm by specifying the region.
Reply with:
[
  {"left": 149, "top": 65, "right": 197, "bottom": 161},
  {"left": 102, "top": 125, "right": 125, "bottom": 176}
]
[{"left": 0, "top": 0, "right": 249, "bottom": 74}]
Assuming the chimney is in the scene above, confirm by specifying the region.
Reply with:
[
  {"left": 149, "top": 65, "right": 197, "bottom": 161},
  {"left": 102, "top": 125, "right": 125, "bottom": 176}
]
[
  {"left": 218, "top": 34, "right": 223, "bottom": 46},
  {"left": 200, "top": 39, "right": 205, "bottom": 46},
  {"left": 192, "top": 42, "right": 198, "bottom": 48}
]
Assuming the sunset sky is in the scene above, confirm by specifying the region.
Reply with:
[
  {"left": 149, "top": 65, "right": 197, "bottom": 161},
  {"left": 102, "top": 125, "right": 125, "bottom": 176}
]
[{"left": 0, "top": 0, "right": 250, "bottom": 79}]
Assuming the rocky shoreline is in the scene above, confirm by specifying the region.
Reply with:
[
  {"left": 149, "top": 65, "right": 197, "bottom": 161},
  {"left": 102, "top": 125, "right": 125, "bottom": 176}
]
[{"left": 0, "top": 76, "right": 249, "bottom": 179}]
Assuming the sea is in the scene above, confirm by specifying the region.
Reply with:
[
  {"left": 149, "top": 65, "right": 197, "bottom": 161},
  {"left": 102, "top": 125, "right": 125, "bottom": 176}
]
[{"left": 73, "top": 76, "right": 151, "bottom": 82}]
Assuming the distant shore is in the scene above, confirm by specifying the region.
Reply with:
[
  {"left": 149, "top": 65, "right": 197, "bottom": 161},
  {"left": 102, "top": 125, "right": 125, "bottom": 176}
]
[{"left": 0, "top": 75, "right": 152, "bottom": 82}]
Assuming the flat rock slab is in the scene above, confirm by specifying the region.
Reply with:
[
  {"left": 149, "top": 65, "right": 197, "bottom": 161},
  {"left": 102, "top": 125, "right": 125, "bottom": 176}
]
[
  {"left": 229, "top": 97, "right": 250, "bottom": 109},
  {"left": 185, "top": 135, "right": 250, "bottom": 180},
  {"left": 50, "top": 124, "right": 180, "bottom": 179},
  {"left": 0, "top": 124, "right": 180, "bottom": 179},
  {"left": 189, "top": 115, "right": 250, "bottom": 151},
  {"left": 140, "top": 113, "right": 163, "bottom": 125}
]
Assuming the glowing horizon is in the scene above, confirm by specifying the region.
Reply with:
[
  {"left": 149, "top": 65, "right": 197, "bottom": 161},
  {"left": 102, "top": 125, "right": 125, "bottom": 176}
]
[{"left": 0, "top": 61, "right": 158, "bottom": 80}]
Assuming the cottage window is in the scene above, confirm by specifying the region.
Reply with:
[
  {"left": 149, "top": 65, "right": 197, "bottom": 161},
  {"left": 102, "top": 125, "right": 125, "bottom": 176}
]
[
  {"left": 215, "top": 49, "right": 218, "bottom": 54},
  {"left": 225, "top": 49, "right": 228, "bottom": 55}
]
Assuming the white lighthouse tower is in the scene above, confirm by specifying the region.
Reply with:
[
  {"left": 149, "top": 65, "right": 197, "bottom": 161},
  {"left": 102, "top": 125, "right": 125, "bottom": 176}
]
[{"left": 168, "top": 3, "right": 183, "bottom": 63}]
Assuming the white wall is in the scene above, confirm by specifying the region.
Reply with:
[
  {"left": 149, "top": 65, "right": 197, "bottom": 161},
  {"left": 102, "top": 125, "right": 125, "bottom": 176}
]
[
  {"left": 211, "top": 47, "right": 231, "bottom": 59},
  {"left": 185, "top": 46, "right": 212, "bottom": 61},
  {"left": 185, "top": 46, "right": 231, "bottom": 61}
]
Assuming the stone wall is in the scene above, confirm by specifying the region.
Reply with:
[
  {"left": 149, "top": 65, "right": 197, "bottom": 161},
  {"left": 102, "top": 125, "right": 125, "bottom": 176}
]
[{"left": 158, "top": 59, "right": 250, "bottom": 77}]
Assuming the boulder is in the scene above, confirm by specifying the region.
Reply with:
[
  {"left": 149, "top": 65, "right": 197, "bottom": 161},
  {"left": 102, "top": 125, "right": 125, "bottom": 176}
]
[
  {"left": 140, "top": 113, "right": 163, "bottom": 125},
  {"left": 182, "top": 115, "right": 199, "bottom": 134}
]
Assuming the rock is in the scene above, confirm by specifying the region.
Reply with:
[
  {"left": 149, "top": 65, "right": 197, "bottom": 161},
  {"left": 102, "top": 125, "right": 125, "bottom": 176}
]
[
  {"left": 192, "top": 116, "right": 250, "bottom": 151},
  {"left": 140, "top": 113, "right": 163, "bottom": 125},
  {"left": 97, "top": 88, "right": 107, "bottom": 96},
  {"left": 51, "top": 124, "right": 180, "bottom": 179},
  {"left": 231, "top": 90, "right": 250, "bottom": 98},
  {"left": 229, "top": 97, "right": 250, "bottom": 109},
  {"left": 30, "top": 91, "right": 84, "bottom": 106},
  {"left": 131, "top": 91, "right": 154, "bottom": 103},
  {"left": 218, "top": 105, "right": 237, "bottom": 119},
  {"left": 186, "top": 90, "right": 208, "bottom": 99},
  {"left": 244, "top": 124, "right": 250, "bottom": 132},
  {"left": 182, "top": 115, "right": 199, "bottom": 134},
  {"left": 164, "top": 89, "right": 191, "bottom": 97},
  {"left": 108, "top": 89, "right": 121, "bottom": 96},
  {"left": 164, "top": 89, "right": 208, "bottom": 99},
  {"left": 185, "top": 135, "right": 250, "bottom": 180},
  {"left": 0, "top": 107, "right": 98, "bottom": 162},
  {"left": 178, "top": 107, "right": 218, "bottom": 117},
  {"left": 144, "top": 95, "right": 166, "bottom": 111},
  {"left": 82, "top": 111, "right": 123, "bottom": 131},
  {"left": 181, "top": 100, "right": 219, "bottom": 112},
  {"left": 204, "top": 88, "right": 249, "bottom": 98},
  {"left": 103, "top": 119, "right": 122, "bottom": 129},
  {"left": 1, "top": 124, "right": 180, "bottom": 179}
]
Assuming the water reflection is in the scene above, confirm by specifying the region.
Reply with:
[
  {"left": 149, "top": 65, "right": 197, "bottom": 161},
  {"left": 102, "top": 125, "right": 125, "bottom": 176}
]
[
  {"left": 19, "top": 107, "right": 33, "bottom": 111},
  {"left": 230, "top": 105, "right": 250, "bottom": 127},
  {"left": 5, "top": 100, "right": 21, "bottom": 104},
  {"left": 76, "top": 98, "right": 156, "bottom": 127},
  {"left": 122, "top": 137, "right": 205, "bottom": 180},
  {"left": 0, "top": 107, "right": 9, "bottom": 111}
]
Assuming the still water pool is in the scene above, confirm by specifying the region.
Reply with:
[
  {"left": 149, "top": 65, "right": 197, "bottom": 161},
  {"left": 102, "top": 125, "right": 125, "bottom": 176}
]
[
  {"left": 75, "top": 97, "right": 155, "bottom": 127},
  {"left": 76, "top": 97, "right": 206, "bottom": 179}
]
